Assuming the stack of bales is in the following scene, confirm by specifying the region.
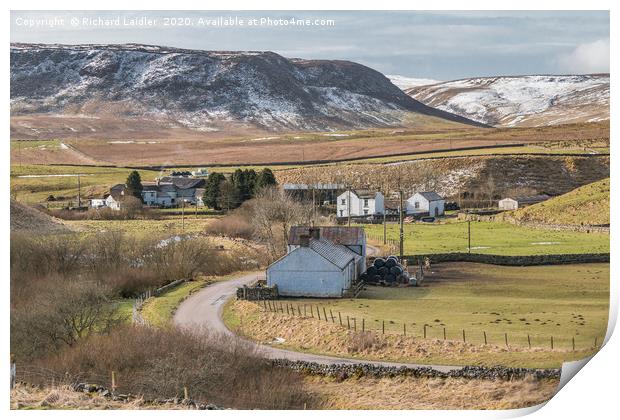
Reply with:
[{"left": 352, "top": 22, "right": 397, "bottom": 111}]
[{"left": 359, "top": 256, "right": 410, "bottom": 285}]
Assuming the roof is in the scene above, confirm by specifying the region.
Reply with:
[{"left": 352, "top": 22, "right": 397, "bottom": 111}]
[
  {"left": 309, "top": 238, "right": 358, "bottom": 269},
  {"left": 288, "top": 226, "right": 365, "bottom": 246},
  {"left": 159, "top": 177, "right": 205, "bottom": 190},
  {"left": 416, "top": 191, "right": 444, "bottom": 201},
  {"left": 353, "top": 189, "right": 378, "bottom": 199},
  {"left": 502, "top": 195, "right": 550, "bottom": 204},
  {"left": 283, "top": 183, "right": 346, "bottom": 190},
  {"left": 384, "top": 198, "right": 401, "bottom": 210}
]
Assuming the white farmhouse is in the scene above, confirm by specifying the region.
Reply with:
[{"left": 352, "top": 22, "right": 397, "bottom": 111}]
[
  {"left": 406, "top": 192, "right": 445, "bottom": 217},
  {"left": 89, "top": 198, "right": 107, "bottom": 209},
  {"left": 336, "top": 190, "right": 384, "bottom": 217}
]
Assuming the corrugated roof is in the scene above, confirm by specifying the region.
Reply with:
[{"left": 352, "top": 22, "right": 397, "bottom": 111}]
[
  {"left": 352, "top": 189, "right": 377, "bottom": 199},
  {"left": 309, "top": 238, "right": 358, "bottom": 269},
  {"left": 417, "top": 191, "right": 444, "bottom": 201},
  {"left": 289, "top": 226, "right": 365, "bottom": 246}
]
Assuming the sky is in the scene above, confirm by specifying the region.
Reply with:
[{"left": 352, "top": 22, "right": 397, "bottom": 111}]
[{"left": 10, "top": 10, "right": 610, "bottom": 80}]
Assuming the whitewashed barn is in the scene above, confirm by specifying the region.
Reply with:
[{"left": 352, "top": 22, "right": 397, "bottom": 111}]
[
  {"left": 266, "top": 234, "right": 362, "bottom": 298},
  {"left": 336, "top": 190, "right": 384, "bottom": 217},
  {"left": 406, "top": 192, "right": 445, "bottom": 217},
  {"left": 498, "top": 195, "right": 550, "bottom": 210}
]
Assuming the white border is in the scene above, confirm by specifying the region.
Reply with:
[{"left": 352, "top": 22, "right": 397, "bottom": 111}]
[{"left": 3, "top": 1, "right": 616, "bottom": 419}]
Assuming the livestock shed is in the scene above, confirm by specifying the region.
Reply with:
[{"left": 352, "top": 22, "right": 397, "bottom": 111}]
[
  {"left": 266, "top": 236, "right": 362, "bottom": 298},
  {"left": 498, "top": 194, "right": 550, "bottom": 210}
]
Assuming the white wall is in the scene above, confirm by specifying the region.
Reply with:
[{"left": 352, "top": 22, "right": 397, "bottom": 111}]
[
  {"left": 406, "top": 193, "right": 445, "bottom": 216},
  {"left": 267, "top": 247, "right": 351, "bottom": 297},
  {"left": 499, "top": 198, "right": 518, "bottom": 210},
  {"left": 336, "top": 191, "right": 384, "bottom": 217}
]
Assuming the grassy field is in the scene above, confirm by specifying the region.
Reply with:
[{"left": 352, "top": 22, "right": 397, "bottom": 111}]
[
  {"left": 510, "top": 178, "right": 610, "bottom": 226},
  {"left": 65, "top": 217, "right": 215, "bottom": 237},
  {"left": 224, "top": 262, "right": 608, "bottom": 368},
  {"left": 363, "top": 221, "right": 609, "bottom": 255}
]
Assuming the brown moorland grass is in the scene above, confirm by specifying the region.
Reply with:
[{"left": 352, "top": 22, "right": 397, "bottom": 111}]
[
  {"left": 306, "top": 375, "right": 559, "bottom": 410},
  {"left": 11, "top": 121, "right": 609, "bottom": 166}
]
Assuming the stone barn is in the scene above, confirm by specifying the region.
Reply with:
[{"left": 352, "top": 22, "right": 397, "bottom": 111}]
[
  {"left": 267, "top": 228, "right": 363, "bottom": 298},
  {"left": 498, "top": 194, "right": 550, "bottom": 210}
]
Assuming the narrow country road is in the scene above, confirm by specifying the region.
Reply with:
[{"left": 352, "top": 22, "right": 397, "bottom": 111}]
[{"left": 173, "top": 271, "right": 461, "bottom": 372}]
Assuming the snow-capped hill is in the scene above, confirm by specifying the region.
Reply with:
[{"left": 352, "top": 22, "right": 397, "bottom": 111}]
[
  {"left": 387, "top": 75, "right": 442, "bottom": 90},
  {"left": 405, "top": 74, "right": 609, "bottom": 127},
  {"left": 10, "top": 43, "right": 479, "bottom": 132}
]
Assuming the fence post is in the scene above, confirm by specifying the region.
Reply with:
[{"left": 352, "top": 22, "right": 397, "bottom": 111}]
[
  {"left": 353, "top": 318, "right": 357, "bottom": 331},
  {"left": 317, "top": 306, "right": 321, "bottom": 321},
  {"left": 383, "top": 320, "right": 385, "bottom": 335},
  {"left": 323, "top": 307, "right": 328, "bottom": 322},
  {"left": 462, "top": 329, "right": 466, "bottom": 343},
  {"left": 298, "top": 305, "right": 301, "bottom": 317},
  {"left": 403, "top": 323, "right": 406, "bottom": 336},
  {"left": 310, "top": 306, "right": 314, "bottom": 318},
  {"left": 595, "top": 337, "right": 598, "bottom": 348},
  {"left": 572, "top": 337, "right": 575, "bottom": 351},
  {"left": 528, "top": 334, "right": 531, "bottom": 349},
  {"left": 551, "top": 336, "right": 554, "bottom": 350},
  {"left": 443, "top": 327, "right": 446, "bottom": 340},
  {"left": 330, "top": 309, "right": 335, "bottom": 322},
  {"left": 263, "top": 300, "right": 267, "bottom": 311},
  {"left": 423, "top": 324, "right": 426, "bottom": 339},
  {"left": 339, "top": 312, "right": 343, "bottom": 326},
  {"left": 504, "top": 333, "right": 508, "bottom": 348},
  {"left": 304, "top": 304, "right": 307, "bottom": 317},
  {"left": 286, "top": 304, "right": 290, "bottom": 315},
  {"left": 184, "top": 386, "right": 189, "bottom": 400},
  {"left": 10, "top": 363, "right": 16, "bottom": 390},
  {"left": 347, "top": 315, "right": 350, "bottom": 329},
  {"left": 483, "top": 331, "right": 487, "bottom": 345},
  {"left": 111, "top": 371, "right": 117, "bottom": 392},
  {"left": 362, "top": 318, "right": 365, "bottom": 332}
]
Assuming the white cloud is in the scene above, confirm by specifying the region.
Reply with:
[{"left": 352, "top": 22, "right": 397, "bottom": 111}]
[{"left": 557, "top": 38, "right": 610, "bottom": 74}]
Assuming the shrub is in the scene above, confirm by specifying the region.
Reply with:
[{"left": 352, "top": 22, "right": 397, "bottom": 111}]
[{"left": 32, "top": 326, "right": 317, "bottom": 409}]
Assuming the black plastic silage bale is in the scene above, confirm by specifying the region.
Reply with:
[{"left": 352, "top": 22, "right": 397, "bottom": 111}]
[
  {"left": 378, "top": 266, "right": 389, "bottom": 278},
  {"left": 389, "top": 266, "right": 403, "bottom": 276},
  {"left": 373, "top": 258, "right": 386, "bottom": 268},
  {"left": 386, "top": 274, "right": 397, "bottom": 283},
  {"left": 366, "top": 266, "right": 378, "bottom": 277}
]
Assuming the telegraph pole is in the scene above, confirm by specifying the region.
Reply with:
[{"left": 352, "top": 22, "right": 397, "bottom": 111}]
[
  {"left": 347, "top": 187, "right": 351, "bottom": 227},
  {"left": 181, "top": 199, "right": 185, "bottom": 232},
  {"left": 77, "top": 174, "right": 81, "bottom": 208},
  {"left": 399, "top": 190, "right": 404, "bottom": 261},
  {"left": 468, "top": 220, "right": 471, "bottom": 253}
]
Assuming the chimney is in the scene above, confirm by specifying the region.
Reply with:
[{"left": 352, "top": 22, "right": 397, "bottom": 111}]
[
  {"left": 299, "top": 234, "right": 310, "bottom": 247},
  {"left": 309, "top": 227, "right": 320, "bottom": 240}
]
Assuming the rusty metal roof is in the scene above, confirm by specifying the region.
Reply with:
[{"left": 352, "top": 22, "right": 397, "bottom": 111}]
[{"left": 289, "top": 226, "right": 365, "bottom": 246}]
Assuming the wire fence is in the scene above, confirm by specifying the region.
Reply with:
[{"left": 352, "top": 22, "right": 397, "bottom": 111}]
[{"left": 258, "top": 299, "right": 602, "bottom": 352}]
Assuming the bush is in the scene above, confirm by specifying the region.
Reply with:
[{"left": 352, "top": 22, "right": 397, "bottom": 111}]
[{"left": 32, "top": 326, "right": 317, "bottom": 409}]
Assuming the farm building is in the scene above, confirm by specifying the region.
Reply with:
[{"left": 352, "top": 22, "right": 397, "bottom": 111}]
[
  {"left": 406, "top": 192, "right": 445, "bottom": 217},
  {"left": 336, "top": 189, "right": 385, "bottom": 217},
  {"left": 267, "top": 228, "right": 363, "bottom": 298},
  {"left": 283, "top": 183, "right": 346, "bottom": 204},
  {"left": 498, "top": 194, "right": 550, "bottom": 210},
  {"left": 288, "top": 226, "right": 367, "bottom": 271}
]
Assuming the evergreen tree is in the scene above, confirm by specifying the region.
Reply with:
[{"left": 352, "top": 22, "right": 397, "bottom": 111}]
[
  {"left": 232, "top": 169, "right": 258, "bottom": 201},
  {"left": 255, "top": 168, "right": 277, "bottom": 192},
  {"left": 125, "top": 171, "right": 143, "bottom": 201},
  {"left": 203, "top": 172, "right": 226, "bottom": 210}
]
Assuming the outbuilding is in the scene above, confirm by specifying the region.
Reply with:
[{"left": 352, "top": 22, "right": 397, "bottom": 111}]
[
  {"left": 267, "top": 229, "right": 362, "bottom": 298},
  {"left": 498, "top": 194, "right": 550, "bottom": 210}
]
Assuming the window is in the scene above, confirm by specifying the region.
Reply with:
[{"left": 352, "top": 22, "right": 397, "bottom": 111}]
[
  {"left": 341, "top": 198, "right": 346, "bottom": 205},
  {"left": 363, "top": 209, "right": 369, "bottom": 215},
  {"left": 415, "top": 201, "right": 420, "bottom": 209},
  {"left": 363, "top": 199, "right": 369, "bottom": 207},
  {"left": 340, "top": 210, "right": 344, "bottom": 216}
]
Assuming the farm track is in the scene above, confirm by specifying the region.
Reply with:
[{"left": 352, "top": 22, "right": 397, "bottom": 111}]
[{"left": 173, "top": 270, "right": 461, "bottom": 373}]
